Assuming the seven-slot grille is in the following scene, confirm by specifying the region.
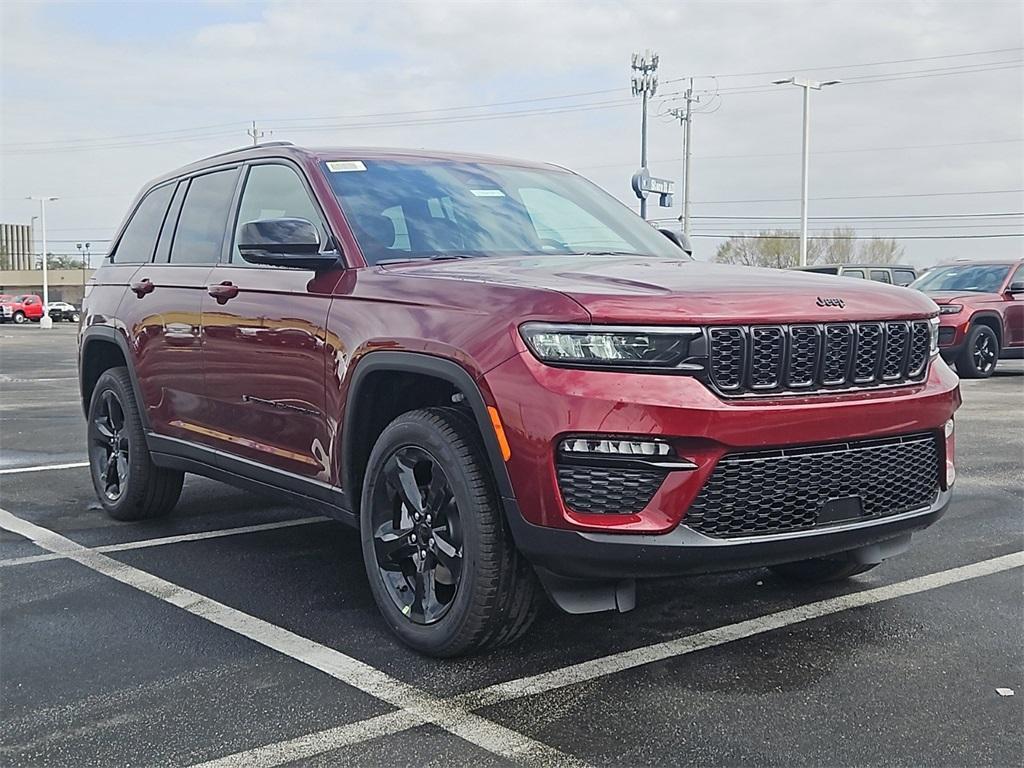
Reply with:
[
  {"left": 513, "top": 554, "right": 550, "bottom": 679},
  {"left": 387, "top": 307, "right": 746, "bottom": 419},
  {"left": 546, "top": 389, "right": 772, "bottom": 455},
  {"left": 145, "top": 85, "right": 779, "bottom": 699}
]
[
  {"left": 685, "top": 432, "right": 941, "bottom": 539},
  {"left": 707, "top": 321, "right": 931, "bottom": 396}
]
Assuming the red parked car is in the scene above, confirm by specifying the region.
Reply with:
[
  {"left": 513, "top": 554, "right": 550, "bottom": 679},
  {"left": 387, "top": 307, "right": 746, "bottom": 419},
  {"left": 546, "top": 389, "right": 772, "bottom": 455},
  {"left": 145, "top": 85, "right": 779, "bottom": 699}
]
[
  {"left": 0, "top": 294, "right": 45, "bottom": 324},
  {"left": 79, "top": 144, "right": 959, "bottom": 655},
  {"left": 911, "top": 260, "right": 1024, "bottom": 377}
]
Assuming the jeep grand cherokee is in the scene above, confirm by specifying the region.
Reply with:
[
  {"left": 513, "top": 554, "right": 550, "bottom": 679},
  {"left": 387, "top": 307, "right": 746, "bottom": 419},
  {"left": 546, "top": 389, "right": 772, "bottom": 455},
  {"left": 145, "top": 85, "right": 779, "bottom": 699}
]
[{"left": 78, "top": 143, "right": 960, "bottom": 656}]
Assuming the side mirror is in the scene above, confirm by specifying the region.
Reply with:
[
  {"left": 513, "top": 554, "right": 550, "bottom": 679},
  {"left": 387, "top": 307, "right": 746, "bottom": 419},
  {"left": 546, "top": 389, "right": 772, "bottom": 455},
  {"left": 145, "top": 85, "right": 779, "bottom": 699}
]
[
  {"left": 238, "top": 218, "right": 339, "bottom": 270},
  {"left": 1007, "top": 280, "right": 1024, "bottom": 294},
  {"left": 658, "top": 228, "right": 693, "bottom": 255}
]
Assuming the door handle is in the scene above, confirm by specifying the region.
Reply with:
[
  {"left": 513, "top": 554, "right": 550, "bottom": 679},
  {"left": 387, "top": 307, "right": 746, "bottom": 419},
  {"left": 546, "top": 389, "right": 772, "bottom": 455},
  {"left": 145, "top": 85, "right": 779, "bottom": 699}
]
[
  {"left": 130, "top": 278, "right": 154, "bottom": 298},
  {"left": 207, "top": 281, "right": 239, "bottom": 304}
]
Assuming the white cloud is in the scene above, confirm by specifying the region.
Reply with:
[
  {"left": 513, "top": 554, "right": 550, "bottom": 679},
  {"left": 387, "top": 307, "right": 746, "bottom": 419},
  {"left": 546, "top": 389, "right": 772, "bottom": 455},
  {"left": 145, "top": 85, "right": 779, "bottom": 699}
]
[{"left": 1, "top": 0, "right": 1022, "bottom": 263}]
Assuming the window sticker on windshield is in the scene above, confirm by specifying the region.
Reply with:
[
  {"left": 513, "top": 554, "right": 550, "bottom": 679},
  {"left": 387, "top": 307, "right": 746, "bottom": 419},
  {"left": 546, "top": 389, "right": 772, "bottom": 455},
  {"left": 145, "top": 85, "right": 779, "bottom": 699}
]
[
  {"left": 326, "top": 160, "right": 367, "bottom": 173},
  {"left": 470, "top": 189, "right": 506, "bottom": 197}
]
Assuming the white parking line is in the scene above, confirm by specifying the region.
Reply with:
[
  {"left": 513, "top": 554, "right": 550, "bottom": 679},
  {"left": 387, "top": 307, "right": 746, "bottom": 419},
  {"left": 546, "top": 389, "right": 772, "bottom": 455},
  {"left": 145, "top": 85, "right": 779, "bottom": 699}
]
[
  {"left": 0, "top": 461, "right": 88, "bottom": 475},
  {"left": 0, "top": 516, "right": 330, "bottom": 568},
  {"left": 0, "top": 507, "right": 587, "bottom": 768},
  {"left": 198, "top": 549, "right": 1024, "bottom": 767}
]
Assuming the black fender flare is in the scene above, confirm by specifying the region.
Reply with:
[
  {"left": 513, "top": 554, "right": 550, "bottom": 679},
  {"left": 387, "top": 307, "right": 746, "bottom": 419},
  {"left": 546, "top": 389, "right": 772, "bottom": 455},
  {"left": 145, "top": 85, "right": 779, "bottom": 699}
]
[
  {"left": 341, "top": 351, "right": 517, "bottom": 511},
  {"left": 79, "top": 325, "right": 152, "bottom": 432},
  {"left": 966, "top": 310, "right": 1005, "bottom": 347}
]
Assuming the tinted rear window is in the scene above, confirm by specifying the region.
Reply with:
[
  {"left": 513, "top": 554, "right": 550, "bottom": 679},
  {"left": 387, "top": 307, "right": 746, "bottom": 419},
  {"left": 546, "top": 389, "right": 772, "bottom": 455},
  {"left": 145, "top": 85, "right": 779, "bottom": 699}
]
[
  {"left": 169, "top": 169, "right": 238, "bottom": 264},
  {"left": 893, "top": 269, "right": 916, "bottom": 286},
  {"left": 112, "top": 183, "right": 174, "bottom": 264}
]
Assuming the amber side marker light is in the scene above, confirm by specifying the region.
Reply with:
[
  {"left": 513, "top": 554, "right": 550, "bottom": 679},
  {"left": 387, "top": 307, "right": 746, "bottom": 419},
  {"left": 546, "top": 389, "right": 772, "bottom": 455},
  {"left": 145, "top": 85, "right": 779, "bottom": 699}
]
[{"left": 487, "top": 406, "right": 512, "bottom": 461}]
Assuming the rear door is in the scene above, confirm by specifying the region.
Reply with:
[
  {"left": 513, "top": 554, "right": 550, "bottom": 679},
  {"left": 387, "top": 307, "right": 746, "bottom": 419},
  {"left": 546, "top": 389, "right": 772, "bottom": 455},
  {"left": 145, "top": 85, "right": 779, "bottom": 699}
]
[
  {"left": 200, "top": 160, "right": 344, "bottom": 481},
  {"left": 124, "top": 167, "right": 240, "bottom": 441}
]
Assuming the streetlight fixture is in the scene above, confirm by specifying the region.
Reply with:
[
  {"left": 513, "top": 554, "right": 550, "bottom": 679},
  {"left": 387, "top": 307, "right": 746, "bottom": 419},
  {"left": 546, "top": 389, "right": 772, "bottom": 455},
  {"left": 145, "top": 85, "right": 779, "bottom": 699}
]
[
  {"left": 772, "top": 77, "right": 841, "bottom": 266},
  {"left": 26, "top": 196, "right": 58, "bottom": 329}
]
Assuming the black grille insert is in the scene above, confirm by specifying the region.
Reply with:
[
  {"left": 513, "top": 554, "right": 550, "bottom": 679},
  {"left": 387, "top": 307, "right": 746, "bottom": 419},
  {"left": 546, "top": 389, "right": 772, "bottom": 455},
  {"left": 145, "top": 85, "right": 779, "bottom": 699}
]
[
  {"left": 557, "top": 466, "right": 666, "bottom": 514},
  {"left": 685, "top": 433, "right": 941, "bottom": 538},
  {"left": 707, "top": 320, "right": 931, "bottom": 396}
]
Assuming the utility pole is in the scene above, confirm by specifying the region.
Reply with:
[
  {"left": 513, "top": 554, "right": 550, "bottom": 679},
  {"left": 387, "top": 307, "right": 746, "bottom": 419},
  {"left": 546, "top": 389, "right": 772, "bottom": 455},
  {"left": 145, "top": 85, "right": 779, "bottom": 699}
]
[
  {"left": 771, "top": 77, "right": 841, "bottom": 266},
  {"left": 26, "top": 196, "right": 58, "bottom": 329},
  {"left": 631, "top": 50, "right": 659, "bottom": 219},
  {"left": 668, "top": 78, "right": 699, "bottom": 238},
  {"left": 247, "top": 120, "right": 269, "bottom": 146}
]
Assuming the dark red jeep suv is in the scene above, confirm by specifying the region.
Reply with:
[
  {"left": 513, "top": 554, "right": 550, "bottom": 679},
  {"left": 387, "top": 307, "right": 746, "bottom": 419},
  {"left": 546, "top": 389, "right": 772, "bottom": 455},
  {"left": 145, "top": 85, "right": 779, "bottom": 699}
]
[
  {"left": 911, "top": 260, "right": 1024, "bottom": 378},
  {"left": 79, "top": 143, "right": 960, "bottom": 656}
]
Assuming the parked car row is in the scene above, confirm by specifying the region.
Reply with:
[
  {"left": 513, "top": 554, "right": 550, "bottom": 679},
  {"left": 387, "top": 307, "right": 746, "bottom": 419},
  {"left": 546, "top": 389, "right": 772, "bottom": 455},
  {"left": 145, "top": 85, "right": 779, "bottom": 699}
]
[
  {"left": 791, "top": 260, "right": 1024, "bottom": 378},
  {"left": 0, "top": 294, "right": 80, "bottom": 323}
]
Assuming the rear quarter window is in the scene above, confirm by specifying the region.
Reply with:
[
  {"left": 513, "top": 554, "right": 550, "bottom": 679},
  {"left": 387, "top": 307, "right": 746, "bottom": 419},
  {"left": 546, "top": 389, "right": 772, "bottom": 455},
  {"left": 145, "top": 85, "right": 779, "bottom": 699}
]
[{"left": 111, "top": 183, "right": 175, "bottom": 264}]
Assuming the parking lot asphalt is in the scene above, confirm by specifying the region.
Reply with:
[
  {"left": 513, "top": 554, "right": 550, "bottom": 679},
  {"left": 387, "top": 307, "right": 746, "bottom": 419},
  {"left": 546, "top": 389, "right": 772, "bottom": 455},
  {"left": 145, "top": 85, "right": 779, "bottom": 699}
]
[{"left": 1, "top": 322, "right": 1022, "bottom": 767}]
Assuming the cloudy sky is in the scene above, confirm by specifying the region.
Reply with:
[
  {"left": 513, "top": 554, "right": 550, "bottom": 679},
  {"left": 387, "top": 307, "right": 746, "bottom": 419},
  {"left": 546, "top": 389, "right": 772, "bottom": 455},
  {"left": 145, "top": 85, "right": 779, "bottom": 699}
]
[{"left": 1, "top": 0, "right": 1022, "bottom": 266}]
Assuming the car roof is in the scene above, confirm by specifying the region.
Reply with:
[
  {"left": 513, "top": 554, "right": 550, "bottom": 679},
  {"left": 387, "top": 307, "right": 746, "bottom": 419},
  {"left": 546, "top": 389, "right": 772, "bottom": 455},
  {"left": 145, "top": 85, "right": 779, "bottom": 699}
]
[
  {"left": 146, "top": 142, "right": 562, "bottom": 189},
  {"left": 791, "top": 264, "right": 917, "bottom": 271}
]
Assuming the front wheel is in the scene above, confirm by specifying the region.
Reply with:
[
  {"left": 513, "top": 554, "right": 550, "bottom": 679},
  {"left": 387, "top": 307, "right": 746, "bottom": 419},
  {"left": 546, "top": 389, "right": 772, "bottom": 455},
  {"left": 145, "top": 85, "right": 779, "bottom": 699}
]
[
  {"left": 770, "top": 556, "right": 879, "bottom": 583},
  {"left": 13, "top": 311, "right": 26, "bottom": 324},
  {"left": 360, "top": 407, "right": 539, "bottom": 657},
  {"left": 87, "top": 367, "right": 183, "bottom": 521},
  {"left": 957, "top": 324, "right": 999, "bottom": 378}
]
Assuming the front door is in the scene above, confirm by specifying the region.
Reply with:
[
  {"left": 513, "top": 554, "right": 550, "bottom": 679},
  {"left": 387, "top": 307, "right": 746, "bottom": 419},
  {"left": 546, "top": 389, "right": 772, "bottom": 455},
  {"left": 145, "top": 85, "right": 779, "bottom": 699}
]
[
  {"left": 1003, "top": 264, "right": 1024, "bottom": 349},
  {"left": 200, "top": 161, "right": 344, "bottom": 481}
]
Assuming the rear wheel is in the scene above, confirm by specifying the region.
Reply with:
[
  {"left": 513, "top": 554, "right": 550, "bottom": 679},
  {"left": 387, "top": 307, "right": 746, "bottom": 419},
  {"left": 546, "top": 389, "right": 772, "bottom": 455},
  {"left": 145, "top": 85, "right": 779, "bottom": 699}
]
[
  {"left": 360, "top": 407, "right": 539, "bottom": 657},
  {"left": 87, "top": 367, "right": 183, "bottom": 521},
  {"left": 770, "top": 556, "right": 879, "bottom": 583},
  {"left": 957, "top": 324, "right": 999, "bottom": 378}
]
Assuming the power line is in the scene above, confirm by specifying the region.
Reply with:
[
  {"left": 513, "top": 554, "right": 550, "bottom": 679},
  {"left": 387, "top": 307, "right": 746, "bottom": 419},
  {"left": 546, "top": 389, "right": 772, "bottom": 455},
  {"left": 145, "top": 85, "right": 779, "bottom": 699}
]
[
  {"left": 3, "top": 48, "right": 1020, "bottom": 153},
  {"left": 686, "top": 232, "right": 1023, "bottom": 240},
  {"left": 689, "top": 189, "right": 1024, "bottom": 204}
]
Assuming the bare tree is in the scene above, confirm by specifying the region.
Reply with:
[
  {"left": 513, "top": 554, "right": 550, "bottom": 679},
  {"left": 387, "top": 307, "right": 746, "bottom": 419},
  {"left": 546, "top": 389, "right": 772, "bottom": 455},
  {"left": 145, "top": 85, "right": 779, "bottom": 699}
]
[{"left": 714, "top": 229, "right": 904, "bottom": 267}]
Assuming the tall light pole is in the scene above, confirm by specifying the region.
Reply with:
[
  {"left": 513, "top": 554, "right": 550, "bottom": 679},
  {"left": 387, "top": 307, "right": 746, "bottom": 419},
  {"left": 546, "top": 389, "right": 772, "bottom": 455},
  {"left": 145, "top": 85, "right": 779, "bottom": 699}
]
[
  {"left": 27, "top": 196, "right": 58, "bottom": 329},
  {"left": 771, "top": 77, "right": 841, "bottom": 266},
  {"left": 631, "top": 50, "right": 659, "bottom": 220}
]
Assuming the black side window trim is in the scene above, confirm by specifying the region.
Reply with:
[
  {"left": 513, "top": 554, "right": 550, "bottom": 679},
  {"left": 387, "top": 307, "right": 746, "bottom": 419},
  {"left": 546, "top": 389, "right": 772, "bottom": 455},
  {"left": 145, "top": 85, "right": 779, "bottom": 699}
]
[{"left": 226, "top": 158, "right": 339, "bottom": 267}]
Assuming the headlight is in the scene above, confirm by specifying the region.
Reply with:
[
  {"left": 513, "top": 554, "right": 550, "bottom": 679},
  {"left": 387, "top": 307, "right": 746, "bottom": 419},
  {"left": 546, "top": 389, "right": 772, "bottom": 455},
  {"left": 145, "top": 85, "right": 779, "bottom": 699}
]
[
  {"left": 939, "top": 304, "right": 962, "bottom": 315},
  {"left": 929, "top": 316, "right": 940, "bottom": 355},
  {"left": 520, "top": 323, "right": 701, "bottom": 369}
]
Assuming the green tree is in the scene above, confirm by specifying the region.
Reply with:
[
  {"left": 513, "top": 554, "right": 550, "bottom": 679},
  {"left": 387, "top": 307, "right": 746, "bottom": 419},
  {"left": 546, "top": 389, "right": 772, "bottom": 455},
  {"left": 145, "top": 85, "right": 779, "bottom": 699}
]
[{"left": 35, "top": 253, "right": 85, "bottom": 270}]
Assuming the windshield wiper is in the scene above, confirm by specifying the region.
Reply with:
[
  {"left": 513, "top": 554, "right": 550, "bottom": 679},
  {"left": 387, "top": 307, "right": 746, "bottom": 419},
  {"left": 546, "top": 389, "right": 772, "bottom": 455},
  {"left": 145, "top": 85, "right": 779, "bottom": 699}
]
[{"left": 377, "top": 254, "right": 476, "bottom": 266}]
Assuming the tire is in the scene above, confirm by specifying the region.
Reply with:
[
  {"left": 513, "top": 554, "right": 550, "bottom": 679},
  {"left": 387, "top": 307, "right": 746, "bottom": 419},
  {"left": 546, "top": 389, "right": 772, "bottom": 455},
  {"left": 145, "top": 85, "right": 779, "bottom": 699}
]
[
  {"left": 87, "top": 367, "right": 183, "bottom": 521},
  {"left": 956, "top": 324, "right": 999, "bottom": 378},
  {"left": 359, "top": 407, "right": 539, "bottom": 657},
  {"left": 13, "top": 311, "right": 25, "bottom": 324},
  {"left": 770, "top": 556, "right": 879, "bottom": 583}
]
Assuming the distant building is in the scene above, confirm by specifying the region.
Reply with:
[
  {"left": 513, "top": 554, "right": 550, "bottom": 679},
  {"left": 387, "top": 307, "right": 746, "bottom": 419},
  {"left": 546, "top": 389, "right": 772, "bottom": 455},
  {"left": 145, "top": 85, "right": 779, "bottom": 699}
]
[{"left": 0, "top": 223, "right": 33, "bottom": 270}]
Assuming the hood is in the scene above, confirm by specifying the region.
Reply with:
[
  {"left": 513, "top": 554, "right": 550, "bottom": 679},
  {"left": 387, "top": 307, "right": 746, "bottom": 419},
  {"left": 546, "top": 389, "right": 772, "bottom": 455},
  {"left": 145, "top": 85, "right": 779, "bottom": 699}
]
[
  {"left": 920, "top": 290, "right": 1001, "bottom": 305},
  {"left": 382, "top": 255, "right": 939, "bottom": 324}
]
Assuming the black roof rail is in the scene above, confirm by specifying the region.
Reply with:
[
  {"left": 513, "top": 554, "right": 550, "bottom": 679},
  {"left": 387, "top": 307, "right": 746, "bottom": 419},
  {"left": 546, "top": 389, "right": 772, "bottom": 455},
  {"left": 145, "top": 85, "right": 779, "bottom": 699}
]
[{"left": 198, "top": 141, "right": 296, "bottom": 163}]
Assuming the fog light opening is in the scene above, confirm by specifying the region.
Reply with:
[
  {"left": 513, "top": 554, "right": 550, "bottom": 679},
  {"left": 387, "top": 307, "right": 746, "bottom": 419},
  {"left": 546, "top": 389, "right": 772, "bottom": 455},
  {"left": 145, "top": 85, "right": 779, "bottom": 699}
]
[{"left": 559, "top": 437, "right": 672, "bottom": 456}]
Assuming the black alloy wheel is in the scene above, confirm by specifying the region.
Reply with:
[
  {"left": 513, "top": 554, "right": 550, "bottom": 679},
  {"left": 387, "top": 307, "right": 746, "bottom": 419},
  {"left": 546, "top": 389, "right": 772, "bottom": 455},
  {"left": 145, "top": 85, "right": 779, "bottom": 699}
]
[
  {"left": 370, "top": 445, "right": 464, "bottom": 624},
  {"left": 957, "top": 324, "right": 999, "bottom": 379},
  {"left": 359, "top": 407, "right": 540, "bottom": 657},
  {"left": 86, "top": 367, "right": 183, "bottom": 521},
  {"left": 90, "top": 389, "right": 130, "bottom": 502}
]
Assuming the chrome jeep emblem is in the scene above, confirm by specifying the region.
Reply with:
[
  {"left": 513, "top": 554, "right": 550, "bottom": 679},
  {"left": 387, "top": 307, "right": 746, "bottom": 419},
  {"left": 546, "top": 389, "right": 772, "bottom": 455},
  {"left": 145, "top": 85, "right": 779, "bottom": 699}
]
[{"left": 816, "top": 296, "right": 845, "bottom": 308}]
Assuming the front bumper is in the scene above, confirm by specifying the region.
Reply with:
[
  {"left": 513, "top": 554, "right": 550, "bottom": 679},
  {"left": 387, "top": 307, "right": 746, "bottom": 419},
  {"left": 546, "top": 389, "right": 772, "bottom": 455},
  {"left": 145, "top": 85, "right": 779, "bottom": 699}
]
[
  {"left": 485, "top": 350, "right": 961, "bottom": 535},
  {"left": 506, "top": 487, "right": 951, "bottom": 580}
]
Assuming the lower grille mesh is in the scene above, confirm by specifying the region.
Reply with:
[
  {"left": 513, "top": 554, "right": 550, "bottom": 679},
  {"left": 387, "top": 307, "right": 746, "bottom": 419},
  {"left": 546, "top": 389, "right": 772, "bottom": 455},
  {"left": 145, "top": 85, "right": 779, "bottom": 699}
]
[
  {"left": 686, "top": 433, "right": 940, "bottom": 538},
  {"left": 557, "top": 466, "right": 666, "bottom": 514}
]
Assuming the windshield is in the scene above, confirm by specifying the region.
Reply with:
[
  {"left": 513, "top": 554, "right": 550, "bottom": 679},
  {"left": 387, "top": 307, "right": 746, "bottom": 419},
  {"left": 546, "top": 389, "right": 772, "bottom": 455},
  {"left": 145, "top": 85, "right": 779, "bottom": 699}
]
[
  {"left": 912, "top": 264, "right": 1011, "bottom": 293},
  {"left": 322, "top": 158, "right": 684, "bottom": 265}
]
